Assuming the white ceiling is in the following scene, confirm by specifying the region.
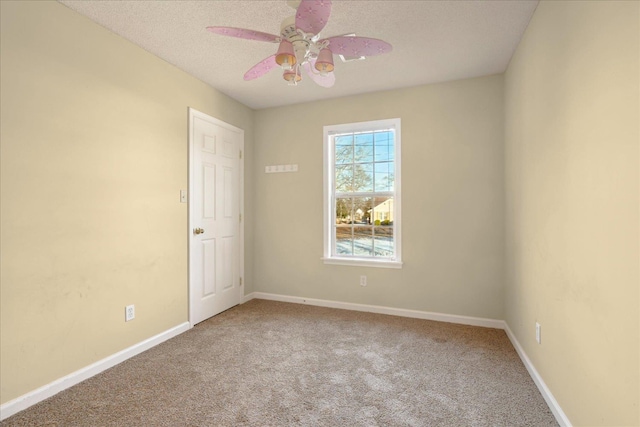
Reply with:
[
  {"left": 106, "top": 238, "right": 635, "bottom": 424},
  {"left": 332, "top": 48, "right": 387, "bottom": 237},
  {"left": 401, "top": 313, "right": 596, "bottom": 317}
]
[{"left": 58, "top": 0, "right": 538, "bottom": 110}]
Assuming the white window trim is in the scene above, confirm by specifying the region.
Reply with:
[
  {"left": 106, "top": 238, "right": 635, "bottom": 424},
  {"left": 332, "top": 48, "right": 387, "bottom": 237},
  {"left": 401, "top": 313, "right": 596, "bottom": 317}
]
[{"left": 322, "top": 118, "right": 403, "bottom": 269}]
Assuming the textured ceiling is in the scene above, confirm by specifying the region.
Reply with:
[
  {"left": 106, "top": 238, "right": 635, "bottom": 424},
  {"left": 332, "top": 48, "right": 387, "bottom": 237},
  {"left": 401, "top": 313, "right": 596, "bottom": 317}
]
[{"left": 58, "top": 0, "right": 538, "bottom": 110}]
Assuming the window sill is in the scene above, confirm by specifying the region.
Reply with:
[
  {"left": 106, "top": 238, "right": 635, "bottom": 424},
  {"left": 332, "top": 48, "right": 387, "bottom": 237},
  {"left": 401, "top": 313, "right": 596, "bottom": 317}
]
[{"left": 322, "top": 257, "right": 403, "bottom": 269}]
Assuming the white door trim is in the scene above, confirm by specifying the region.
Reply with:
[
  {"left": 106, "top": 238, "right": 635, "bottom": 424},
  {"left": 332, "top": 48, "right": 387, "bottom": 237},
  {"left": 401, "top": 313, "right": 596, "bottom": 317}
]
[{"left": 188, "top": 107, "right": 244, "bottom": 327}]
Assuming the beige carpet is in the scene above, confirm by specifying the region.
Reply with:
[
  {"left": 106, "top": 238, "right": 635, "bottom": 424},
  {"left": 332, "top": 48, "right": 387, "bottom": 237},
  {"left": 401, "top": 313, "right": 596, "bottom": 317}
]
[{"left": 2, "top": 299, "right": 557, "bottom": 426}]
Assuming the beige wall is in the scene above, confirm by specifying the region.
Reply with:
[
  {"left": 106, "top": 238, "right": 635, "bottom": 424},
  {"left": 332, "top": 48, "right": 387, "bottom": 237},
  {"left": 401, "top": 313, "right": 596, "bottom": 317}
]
[
  {"left": 254, "top": 75, "right": 505, "bottom": 319},
  {"left": 4, "top": 0, "right": 638, "bottom": 423},
  {"left": 504, "top": 1, "right": 639, "bottom": 425},
  {"left": 0, "top": 1, "right": 254, "bottom": 404}
]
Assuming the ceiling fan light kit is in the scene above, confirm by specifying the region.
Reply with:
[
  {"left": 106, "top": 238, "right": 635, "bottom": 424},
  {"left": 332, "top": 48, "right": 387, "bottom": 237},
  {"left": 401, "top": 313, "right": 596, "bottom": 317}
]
[{"left": 206, "top": 0, "right": 392, "bottom": 88}]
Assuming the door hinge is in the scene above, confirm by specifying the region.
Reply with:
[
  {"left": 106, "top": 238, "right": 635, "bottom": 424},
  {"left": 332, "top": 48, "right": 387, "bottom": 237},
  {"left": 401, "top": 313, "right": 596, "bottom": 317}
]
[
  {"left": 239, "top": 150, "right": 243, "bottom": 159},
  {"left": 239, "top": 213, "right": 242, "bottom": 222},
  {"left": 239, "top": 277, "right": 243, "bottom": 286}
]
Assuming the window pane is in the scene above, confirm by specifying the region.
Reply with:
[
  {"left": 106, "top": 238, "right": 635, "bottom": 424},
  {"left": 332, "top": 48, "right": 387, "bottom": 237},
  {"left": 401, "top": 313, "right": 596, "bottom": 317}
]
[
  {"left": 335, "top": 164, "right": 353, "bottom": 192},
  {"left": 353, "top": 163, "right": 373, "bottom": 192},
  {"left": 374, "top": 131, "right": 394, "bottom": 162},
  {"left": 335, "top": 225, "right": 353, "bottom": 255},
  {"left": 372, "top": 196, "right": 394, "bottom": 225},
  {"left": 374, "top": 226, "right": 394, "bottom": 257},
  {"left": 353, "top": 197, "right": 373, "bottom": 225},
  {"left": 335, "top": 197, "right": 352, "bottom": 224},
  {"left": 353, "top": 226, "right": 374, "bottom": 256},
  {"left": 354, "top": 133, "right": 373, "bottom": 163},
  {"left": 335, "top": 134, "right": 353, "bottom": 165},
  {"left": 374, "top": 162, "right": 394, "bottom": 192}
]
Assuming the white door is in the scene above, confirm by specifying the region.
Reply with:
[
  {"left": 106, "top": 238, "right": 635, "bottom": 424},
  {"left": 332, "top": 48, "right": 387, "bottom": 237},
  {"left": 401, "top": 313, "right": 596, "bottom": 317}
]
[{"left": 189, "top": 108, "right": 243, "bottom": 325}]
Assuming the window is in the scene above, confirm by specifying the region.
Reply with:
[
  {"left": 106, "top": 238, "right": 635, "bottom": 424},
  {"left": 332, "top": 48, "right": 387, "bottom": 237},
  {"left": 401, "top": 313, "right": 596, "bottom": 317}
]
[{"left": 323, "top": 118, "right": 402, "bottom": 268}]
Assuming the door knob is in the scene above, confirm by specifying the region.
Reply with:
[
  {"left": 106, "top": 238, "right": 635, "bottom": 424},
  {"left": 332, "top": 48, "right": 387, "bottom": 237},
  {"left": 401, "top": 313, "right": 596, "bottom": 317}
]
[{"left": 194, "top": 227, "right": 205, "bottom": 235}]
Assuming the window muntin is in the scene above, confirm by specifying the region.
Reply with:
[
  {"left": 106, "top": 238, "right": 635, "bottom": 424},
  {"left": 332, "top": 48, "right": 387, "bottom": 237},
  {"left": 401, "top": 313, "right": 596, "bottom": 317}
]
[{"left": 324, "top": 119, "right": 401, "bottom": 268}]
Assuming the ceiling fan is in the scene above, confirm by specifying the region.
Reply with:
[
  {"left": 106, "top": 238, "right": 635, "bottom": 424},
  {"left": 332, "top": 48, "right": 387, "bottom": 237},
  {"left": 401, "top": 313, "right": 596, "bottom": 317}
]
[{"left": 206, "top": 0, "right": 392, "bottom": 88}]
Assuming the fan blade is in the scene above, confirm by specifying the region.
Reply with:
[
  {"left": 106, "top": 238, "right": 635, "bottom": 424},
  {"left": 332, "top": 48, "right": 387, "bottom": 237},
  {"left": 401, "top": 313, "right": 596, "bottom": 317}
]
[
  {"left": 324, "top": 36, "right": 392, "bottom": 57},
  {"left": 295, "top": 0, "right": 332, "bottom": 35},
  {"left": 207, "top": 26, "right": 279, "bottom": 43},
  {"left": 243, "top": 55, "right": 278, "bottom": 81},
  {"left": 302, "top": 59, "right": 335, "bottom": 88}
]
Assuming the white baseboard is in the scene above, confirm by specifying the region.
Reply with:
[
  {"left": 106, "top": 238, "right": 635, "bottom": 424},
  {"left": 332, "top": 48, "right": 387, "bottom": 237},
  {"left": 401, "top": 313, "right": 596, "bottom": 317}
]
[
  {"left": 504, "top": 324, "right": 572, "bottom": 427},
  {"left": 243, "top": 291, "right": 505, "bottom": 329},
  {"left": 241, "top": 292, "right": 255, "bottom": 304},
  {"left": 0, "top": 322, "right": 191, "bottom": 421}
]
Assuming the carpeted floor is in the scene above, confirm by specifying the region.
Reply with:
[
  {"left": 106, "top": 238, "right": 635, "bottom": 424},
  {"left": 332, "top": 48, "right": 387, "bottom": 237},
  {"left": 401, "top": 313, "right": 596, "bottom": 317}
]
[{"left": 2, "top": 299, "right": 557, "bottom": 426}]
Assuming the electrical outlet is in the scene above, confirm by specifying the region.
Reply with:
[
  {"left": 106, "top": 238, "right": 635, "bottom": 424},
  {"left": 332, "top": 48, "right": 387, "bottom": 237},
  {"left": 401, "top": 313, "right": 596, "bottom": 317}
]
[
  {"left": 535, "top": 322, "right": 541, "bottom": 344},
  {"left": 360, "top": 275, "right": 367, "bottom": 287},
  {"left": 125, "top": 305, "right": 135, "bottom": 322}
]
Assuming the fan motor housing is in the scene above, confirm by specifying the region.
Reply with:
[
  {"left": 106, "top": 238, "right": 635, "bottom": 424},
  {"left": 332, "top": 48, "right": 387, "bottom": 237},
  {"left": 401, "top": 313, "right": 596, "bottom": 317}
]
[
  {"left": 280, "top": 15, "right": 311, "bottom": 63},
  {"left": 280, "top": 16, "right": 298, "bottom": 40}
]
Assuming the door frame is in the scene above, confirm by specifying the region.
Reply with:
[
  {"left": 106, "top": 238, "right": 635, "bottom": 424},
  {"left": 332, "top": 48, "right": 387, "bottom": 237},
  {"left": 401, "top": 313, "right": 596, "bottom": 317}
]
[{"left": 188, "top": 107, "right": 244, "bottom": 327}]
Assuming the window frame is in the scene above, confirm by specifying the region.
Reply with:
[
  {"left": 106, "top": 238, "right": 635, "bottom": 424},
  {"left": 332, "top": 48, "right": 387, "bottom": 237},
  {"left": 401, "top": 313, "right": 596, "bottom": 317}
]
[{"left": 323, "top": 118, "right": 402, "bottom": 269}]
